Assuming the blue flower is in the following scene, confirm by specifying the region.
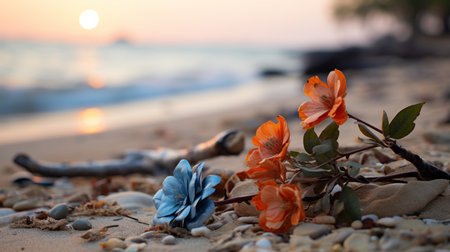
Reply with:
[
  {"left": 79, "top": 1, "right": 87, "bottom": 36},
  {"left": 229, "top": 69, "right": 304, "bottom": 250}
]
[{"left": 153, "top": 159, "right": 221, "bottom": 230}]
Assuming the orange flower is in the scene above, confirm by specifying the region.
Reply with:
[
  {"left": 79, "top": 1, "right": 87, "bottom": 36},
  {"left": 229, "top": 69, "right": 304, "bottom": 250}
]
[
  {"left": 252, "top": 181, "right": 305, "bottom": 233},
  {"left": 238, "top": 159, "right": 286, "bottom": 183},
  {"left": 298, "top": 69, "right": 348, "bottom": 129},
  {"left": 246, "top": 115, "right": 290, "bottom": 169}
]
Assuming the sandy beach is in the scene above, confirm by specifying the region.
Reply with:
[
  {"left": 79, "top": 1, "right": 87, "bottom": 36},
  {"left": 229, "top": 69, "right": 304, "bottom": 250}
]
[{"left": 0, "top": 57, "right": 449, "bottom": 251}]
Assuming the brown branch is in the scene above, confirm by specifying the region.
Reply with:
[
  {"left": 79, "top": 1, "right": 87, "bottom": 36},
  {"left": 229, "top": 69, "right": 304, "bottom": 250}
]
[
  {"left": 348, "top": 113, "right": 383, "bottom": 134},
  {"left": 214, "top": 193, "right": 327, "bottom": 206},
  {"left": 13, "top": 130, "right": 245, "bottom": 178},
  {"left": 389, "top": 142, "right": 450, "bottom": 180}
]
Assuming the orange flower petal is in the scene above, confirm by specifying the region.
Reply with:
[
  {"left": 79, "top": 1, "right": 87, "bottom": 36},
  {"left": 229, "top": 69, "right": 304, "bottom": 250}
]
[
  {"left": 246, "top": 148, "right": 262, "bottom": 169},
  {"left": 329, "top": 97, "right": 348, "bottom": 125},
  {"left": 304, "top": 76, "right": 331, "bottom": 102},
  {"left": 327, "top": 69, "right": 347, "bottom": 98},
  {"left": 299, "top": 100, "right": 329, "bottom": 129}
]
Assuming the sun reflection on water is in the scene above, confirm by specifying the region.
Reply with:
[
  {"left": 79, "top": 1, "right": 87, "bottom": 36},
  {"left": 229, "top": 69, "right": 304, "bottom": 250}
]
[{"left": 78, "top": 107, "right": 106, "bottom": 134}]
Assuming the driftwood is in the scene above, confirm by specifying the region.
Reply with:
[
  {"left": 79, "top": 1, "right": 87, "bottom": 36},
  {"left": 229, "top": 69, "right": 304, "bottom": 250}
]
[{"left": 13, "top": 130, "right": 244, "bottom": 178}]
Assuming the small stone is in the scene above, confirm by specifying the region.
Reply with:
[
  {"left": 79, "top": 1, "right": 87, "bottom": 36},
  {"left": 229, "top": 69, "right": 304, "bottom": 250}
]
[
  {"left": 330, "top": 244, "right": 343, "bottom": 252},
  {"left": 49, "top": 204, "right": 69, "bottom": 220},
  {"left": 237, "top": 216, "right": 259, "bottom": 224},
  {"left": 139, "top": 231, "right": 155, "bottom": 239},
  {"left": 0, "top": 208, "right": 15, "bottom": 217},
  {"left": 362, "top": 214, "right": 379, "bottom": 222},
  {"left": 67, "top": 193, "right": 90, "bottom": 204},
  {"left": 429, "top": 230, "right": 448, "bottom": 244},
  {"left": 255, "top": 238, "right": 271, "bottom": 248},
  {"left": 72, "top": 219, "right": 92, "bottom": 230},
  {"left": 191, "top": 226, "right": 211, "bottom": 237},
  {"left": 124, "top": 243, "right": 146, "bottom": 252},
  {"left": 333, "top": 230, "right": 353, "bottom": 244},
  {"left": 2, "top": 192, "right": 24, "bottom": 208},
  {"left": 125, "top": 236, "right": 147, "bottom": 244},
  {"left": 351, "top": 220, "right": 363, "bottom": 229},
  {"left": 99, "top": 238, "right": 127, "bottom": 250},
  {"left": 241, "top": 242, "right": 254, "bottom": 250},
  {"left": 292, "top": 223, "right": 331, "bottom": 239},
  {"left": 376, "top": 217, "right": 396, "bottom": 227},
  {"left": 207, "top": 222, "right": 224, "bottom": 230},
  {"left": 312, "top": 215, "right": 336, "bottom": 225},
  {"left": 233, "top": 224, "right": 252, "bottom": 233},
  {"left": 380, "top": 237, "right": 401, "bottom": 251},
  {"left": 343, "top": 233, "right": 370, "bottom": 252},
  {"left": 103, "top": 191, "right": 154, "bottom": 210},
  {"left": 12, "top": 200, "right": 38, "bottom": 211},
  {"left": 162, "top": 235, "right": 176, "bottom": 245}
]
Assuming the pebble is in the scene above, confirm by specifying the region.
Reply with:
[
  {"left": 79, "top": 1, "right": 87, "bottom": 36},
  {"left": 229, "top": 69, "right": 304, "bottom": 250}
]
[
  {"left": 207, "top": 221, "right": 224, "bottom": 230},
  {"left": 99, "top": 238, "right": 127, "bottom": 250},
  {"left": 351, "top": 220, "right": 363, "bottom": 229},
  {"left": 312, "top": 215, "right": 336, "bottom": 225},
  {"left": 362, "top": 214, "right": 379, "bottom": 222},
  {"left": 0, "top": 208, "right": 15, "bottom": 217},
  {"left": 125, "top": 236, "right": 147, "bottom": 244},
  {"left": 292, "top": 223, "right": 331, "bottom": 239},
  {"left": 49, "top": 204, "right": 69, "bottom": 220},
  {"left": 233, "top": 224, "right": 252, "bottom": 233},
  {"left": 241, "top": 242, "right": 254, "bottom": 250},
  {"left": 429, "top": 231, "right": 448, "bottom": 244},
  {"left": 255, "top": 238, "right": 272, "bottom": 248},
  {"left": 333, "top": 230, "right": 353, "bottom": 244},
  {"left": 67, "top": 193, "right": 90, "bottom": 204},
  {"left": 12, "top": 200, "right": 39, "bottom": 211},
  {"left": 343, "top": 233, "right": 370, "bottom": 252},
  {"left": 380, "top": 237, "right": 401, "bottom": 250},
  {"left": 72, "top": 219, "right": 92, "bottom": 230},
  {"left": 191, "top": 226, "right": 211, "bottom": 237},
  {"left": 237, "top": 216, "right": 259, "bottom": 224},
  {"left": 139, "top": 231, "right": 155, "bottom": 240},
  {"left": 162, "top": 235, "right": 176, "bottom": 245},
  {"left": 376, "top": 217, "right": 397, "bottom": 227},
  {"left": 103, "top": 191, "right": 154, "bottom": 210},
  {"left": 124, "top": 243, "right": 146, "bottom": 252},
  {"left": 3, "top": 194, "right": 24, "bottom": 208}
]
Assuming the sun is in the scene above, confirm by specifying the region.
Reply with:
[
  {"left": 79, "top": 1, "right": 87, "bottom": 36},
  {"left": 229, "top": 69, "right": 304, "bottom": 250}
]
[{"left": 79, "top": 9, "right": 99, "bottom": 30}]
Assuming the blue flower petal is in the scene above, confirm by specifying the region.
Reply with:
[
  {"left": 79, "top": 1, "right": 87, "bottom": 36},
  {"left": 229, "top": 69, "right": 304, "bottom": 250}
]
[
  {"left": 201, "top": 187, "right": 216, "bottom": 200},
  {"left": 153, "top": 189, "right": 164, "bottom": 209},
  {"left": 157, "top": 200, "right": 179, "bottom": 217},
  {"left": 153, "top": 214, "right": 175, "bottom": 225},
  {"left": 193, "top": 162, "right": 204, "bottom": 192},
  {"left": 185, "top": 199, "right": 215, "bottom": 230},
  {"left": 173, "top": 159, "right": 192, "bottom": 194},
  {"left": 188, "top": 172, "right": 197, "bottom": 204},
  {"left": 175, "top": 205, "right": 191, "bottom": 221},
  {"left": 162, "top": 176, "right": 184, "bottom": 200},
  {"left": 190, "top": 197, "right": 201, "bottom": 219},
  {"left": 203, "top": 175, "right": 221, "bottom": 189}
]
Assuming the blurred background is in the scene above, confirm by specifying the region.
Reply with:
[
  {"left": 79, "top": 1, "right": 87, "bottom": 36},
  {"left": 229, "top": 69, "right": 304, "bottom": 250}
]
[{"left": 1, "top": 0, "right": 449, "bottom": 144}]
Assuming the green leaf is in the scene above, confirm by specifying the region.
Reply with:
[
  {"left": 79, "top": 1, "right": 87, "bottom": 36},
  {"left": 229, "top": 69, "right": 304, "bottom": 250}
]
[
  {"left": 335, "top": 186, "right": 361, "bottom": 224},
  {"left": 313, "top": 139, "right": 338, "bottom": 165},
  {"left": 342, "top": 161, "right": 363, "bottom": 177},
  {"left": 319, "top": 121, "right": 339, "bottom": 142},
  {"left": 357, "top": 123, "right": 384, "bottom": 145},
  {"left": 382, "top": 110, "right": 390, "bottom": 137},
  {"left": 294, "top": 152, "right": 314, "bottom": 162},
  {"left": 299, "top": 165, "right": 332, "bottom": 177},
  {"left": 303, "top": 128, "right": 320, "bottom": 154},
  {"left": 389, "top": 102, "right": 425, "bottom": 139}
]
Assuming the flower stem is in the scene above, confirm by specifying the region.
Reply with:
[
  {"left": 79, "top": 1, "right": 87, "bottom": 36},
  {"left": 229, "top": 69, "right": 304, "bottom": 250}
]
[
  {"left": 348, "top": 113, "right": 383, "bottom": 134},
  {"left": 287, "top": 145, "right": 378, "bottom": 184}
]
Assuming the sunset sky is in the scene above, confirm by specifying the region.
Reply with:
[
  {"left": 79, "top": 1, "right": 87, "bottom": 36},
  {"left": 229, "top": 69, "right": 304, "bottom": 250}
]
[{"left": 0, "top": 0, "right": 395, "bottom": 48}]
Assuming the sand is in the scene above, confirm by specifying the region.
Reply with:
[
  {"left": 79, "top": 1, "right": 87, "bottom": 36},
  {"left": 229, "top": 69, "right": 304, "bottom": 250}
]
[{"left": 0, "top": 57, "right": 449, "bottom": 251}]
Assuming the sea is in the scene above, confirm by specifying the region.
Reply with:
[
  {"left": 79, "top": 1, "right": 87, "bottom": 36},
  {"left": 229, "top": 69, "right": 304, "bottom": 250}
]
[{"left": 0, "top": 40, "right": 301, "bottom": 119}]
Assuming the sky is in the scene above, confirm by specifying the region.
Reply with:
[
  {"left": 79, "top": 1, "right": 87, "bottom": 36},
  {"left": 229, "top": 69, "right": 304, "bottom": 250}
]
[{"left": 0, "top": 0, "right": 394, "bottom": 49}]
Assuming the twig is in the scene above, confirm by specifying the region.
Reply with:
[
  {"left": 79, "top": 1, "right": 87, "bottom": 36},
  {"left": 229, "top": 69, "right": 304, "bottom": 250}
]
[
  {"left": 13, "top": 130, "right": 244, "bottom": 178},
  {"left": 214, "top": 192, "right": 328, "bottom": 206},
  {"left": 348, "top": 113, "right": 383, "bottom": 134},
  {"left": 123, "top": 215, "right": 150, "bottom": 225}
]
